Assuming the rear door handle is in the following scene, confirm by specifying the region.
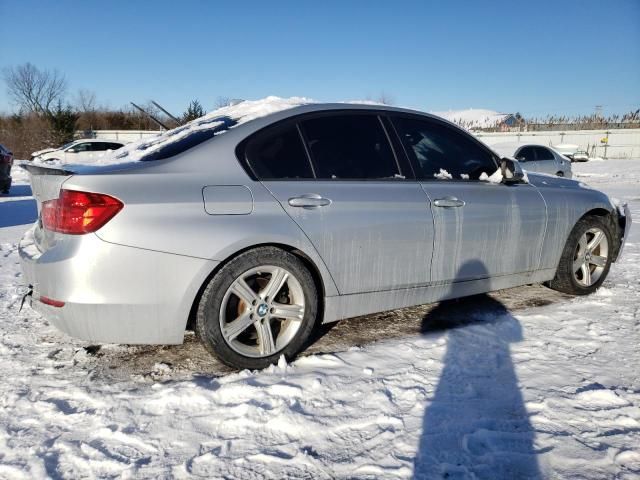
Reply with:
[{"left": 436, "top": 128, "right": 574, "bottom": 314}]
[
  {"left": 288, "top": 194, "right": 332, "bottom": 208},
  {"left": 434, "top": 196, "right": 465, "bottom": 208}
]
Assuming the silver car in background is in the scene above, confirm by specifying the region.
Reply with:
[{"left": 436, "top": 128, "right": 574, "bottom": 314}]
[
  {"left": 491, "top": 143, "right": 573, "bottom": 177},
  {"left": 19, "top": 103, "right": 630, "bottom": 369}
]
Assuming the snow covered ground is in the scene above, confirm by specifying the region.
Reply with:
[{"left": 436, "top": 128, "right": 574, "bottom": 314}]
[{"left": 0, "top": 159, "right": 639, "bottom": 479}]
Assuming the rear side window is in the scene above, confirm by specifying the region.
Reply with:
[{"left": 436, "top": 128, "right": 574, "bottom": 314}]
[
  {"left": 300, "top": 115, "right": 399, "bottom": 179},
  {"left": 245, "top": 124, "right": 314, "bottom": 179},
  {"left": 535, "top": 147, "right": 554, "bottom": 161},
  {"left": 90, "top": 142, "right": 108, "bottom": 151},
  {"left": 392, "top": 116, "right": 496, "bottom": 180},
  {"left": 516, "top": 146, "right": 536, "bottom": 162}
]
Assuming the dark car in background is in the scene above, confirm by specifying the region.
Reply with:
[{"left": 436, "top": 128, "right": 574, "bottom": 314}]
[{"left": 0, "top": 143, "right": 14, "bottom": 194}]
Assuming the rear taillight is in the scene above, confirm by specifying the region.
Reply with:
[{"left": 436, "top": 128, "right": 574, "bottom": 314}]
[
  {"left": 40, "top": 296, "right": 65, "bottom": 308},
  {"left": 41, "top": 189, "right": 123, "bottom": 235}
]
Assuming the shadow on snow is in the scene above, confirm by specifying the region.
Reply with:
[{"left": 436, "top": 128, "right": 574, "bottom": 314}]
[
  {"left": 414, "top": 260, "right": 542, "bottom": 479},
  {"left": 0, "top": 197, "right": 37, "bottom": 228}
]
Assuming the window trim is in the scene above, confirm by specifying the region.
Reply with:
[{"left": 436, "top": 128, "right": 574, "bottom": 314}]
[
  {"left": 235, "top": 109, "right": 416, "bottom": 182},
  {"left": 387, "top": 112, "right": 501, "bottom": 183}
]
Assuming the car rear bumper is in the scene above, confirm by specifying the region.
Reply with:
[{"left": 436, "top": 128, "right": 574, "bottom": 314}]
[{"left": 19, "top": 227, "right": 218, "bottom": 344}]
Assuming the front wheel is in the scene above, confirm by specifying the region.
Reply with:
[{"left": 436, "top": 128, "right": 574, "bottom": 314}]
[
  {"left": 547, "top": 215, "right": 614, "bottom": 295},
  {"left": 196, "top": 247, "right": 318, "bottom": 370}
]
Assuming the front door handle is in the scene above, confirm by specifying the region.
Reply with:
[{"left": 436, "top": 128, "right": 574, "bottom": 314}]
[
  {"left": 288, "top": 194, "right": 332, "bottom": 209},
  {"left": 434, "top": 196, "right": 465, "bottom": 208}
]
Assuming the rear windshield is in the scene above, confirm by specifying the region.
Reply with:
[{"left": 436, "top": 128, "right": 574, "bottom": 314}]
[{"left": 115, "top": 115, "right": 237, "bottom": 162}]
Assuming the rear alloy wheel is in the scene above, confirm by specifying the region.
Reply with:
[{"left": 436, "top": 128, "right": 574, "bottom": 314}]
[
  {"left": 196, "top": 247, "right": 318, "bottom": 369},
  {"left": 548, "top": 216, "right": 614, "bottom": 295}
]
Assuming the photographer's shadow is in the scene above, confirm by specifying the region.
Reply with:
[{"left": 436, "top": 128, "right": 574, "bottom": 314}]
[{"left": 414, "top": 260, "right": 541, "bottom": 479}]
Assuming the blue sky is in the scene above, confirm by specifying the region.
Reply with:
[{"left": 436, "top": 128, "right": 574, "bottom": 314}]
[{"left": 1, "top": 0, "right": 638, "bottom": 117}]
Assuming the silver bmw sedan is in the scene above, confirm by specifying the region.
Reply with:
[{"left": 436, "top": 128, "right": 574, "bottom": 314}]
[{"left": 20, "top": 102, "right": 631, "bottom": 369}]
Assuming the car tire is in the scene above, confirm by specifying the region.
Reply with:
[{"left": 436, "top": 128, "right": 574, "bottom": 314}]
[
  {"left": 556, "top": 171, "right": 564, "bottom": 177},
  {"left": 196, "top": 246, "right": 319, "bottom": 370},
  {"left": 547, "top": 215, "right": 614, "bottom": 295}
]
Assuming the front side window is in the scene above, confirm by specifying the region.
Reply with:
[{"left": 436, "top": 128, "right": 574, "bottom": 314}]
[
  {"left": 535, "top": 147, "right": 554, "bottom": 161},
  {"left": 392, "top": 116, "right": 496, "bottom": 180},
  {"left": 69, "top": 143, "right": 91, "bottom": 153},
  {"left": 516, "top": 146, "right": 536, "bottom": 162},
  {"left": 245, "top": 124, "right": 314, "bottom": 179},
  {"left": 300, "top": 114, "right": 400, "bottom": 179}
]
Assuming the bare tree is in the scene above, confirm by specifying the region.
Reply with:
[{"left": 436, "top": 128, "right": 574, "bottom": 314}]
[
  {"left": 75, "top": 89, "right": 99, "bottom": 131},
  {"left": 76, "top": 89, "right": 97, "bottom": 113},
  {"left": 213, "top": 96, "right": 232, "bottom": 109},
  {"left": 3, "top": 63, "right": 67, "bottom": 114},
  {"left": 376, "top": 91, "right": 395, "bottom": 106}
]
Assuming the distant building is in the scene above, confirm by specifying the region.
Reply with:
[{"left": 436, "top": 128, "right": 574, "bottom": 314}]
[{"left": 432, "top": 109, "right": 518, "bottom": 131}]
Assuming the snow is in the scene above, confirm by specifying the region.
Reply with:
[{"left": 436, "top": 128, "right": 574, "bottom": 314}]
[
  {"left": 433, "top": 168, "right": 452, "bottom": 180},
  {"left": 479, "top": 168, "right": 505, "bottom": 184},
  {"left": 432, "top": 108, "right": 512, "bottom": 130},
  {"left": 1, "top": 159, "right": 639, "bottom": 478}
]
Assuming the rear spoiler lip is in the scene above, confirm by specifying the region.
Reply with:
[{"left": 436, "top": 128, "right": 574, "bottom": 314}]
[{"left": 20, "top": 163, "right": 75, "bottom": 176}]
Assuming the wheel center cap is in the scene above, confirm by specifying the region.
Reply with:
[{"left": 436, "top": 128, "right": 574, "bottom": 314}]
[{"left": 256, "top": 303, "right": 269, "bottom": 317}]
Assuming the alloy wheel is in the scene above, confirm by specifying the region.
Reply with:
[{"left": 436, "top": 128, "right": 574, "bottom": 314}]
[
  {"left": 573, "top": 227, "right": 609, "bottom": 287},
  {"left": 219, "top": 265, "right": 306, "bottom": 358}
]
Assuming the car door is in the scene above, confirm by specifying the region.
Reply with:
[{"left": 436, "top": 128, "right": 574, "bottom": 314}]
[
  {"left": 242, "top": 112, "right": 435, "bottom": 295},
  {"left": 534, "top": 146, "right": 557, "bottom": 175},
  {"left": 515, "top": 146, "right": 539, "bottom": 172},
  {"left": 391, "top": 115, "right": 547, "bottom": 283}
]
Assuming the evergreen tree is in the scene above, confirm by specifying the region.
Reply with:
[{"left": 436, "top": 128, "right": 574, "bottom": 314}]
[{"left": 182, "top": 100, "right": 205, "bottom": 123}]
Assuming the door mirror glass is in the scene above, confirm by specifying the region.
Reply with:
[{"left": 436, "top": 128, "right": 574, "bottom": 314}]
[{"left": 500, "top": 158, "right": 525, "bottom": 184}]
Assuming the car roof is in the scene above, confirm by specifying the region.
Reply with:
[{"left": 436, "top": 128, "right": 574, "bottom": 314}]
[
  {"left": 264, "top": 102, "right": 450, "bottom": 122},
  {"left": 516, "top": 144, "right": 552, "bottom": 148},
  {"left": 224, "top": 102, "right": 471, "bottom": 141}
]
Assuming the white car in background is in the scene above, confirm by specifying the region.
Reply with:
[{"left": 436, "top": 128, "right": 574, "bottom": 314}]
[
  {"left": 491, "top": 143, "right": 573, "bottom": 178},
  {"left": 31, "top": 139, "right": 124, "bottom": 164},
  {"left": 554, "top": 144, "right": 590, "bottom": 162}
]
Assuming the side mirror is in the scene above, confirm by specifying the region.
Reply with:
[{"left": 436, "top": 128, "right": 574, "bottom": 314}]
[
  {"left": 67, "top": 148, "right": 76, "bottom": 153},
  {"left": 500, "top": 158, "right": 526, "bottom": 184},
  {"left": 516, "top": 156, "right": 526, "bottom": 162}
]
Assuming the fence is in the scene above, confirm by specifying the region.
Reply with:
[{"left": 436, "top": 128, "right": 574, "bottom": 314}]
[
  {"left": 475, "top": 129, "right": 640, "bottom": 159},
  {"left": 82, "top": 130, "right": 163, "bottom": 143}
]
